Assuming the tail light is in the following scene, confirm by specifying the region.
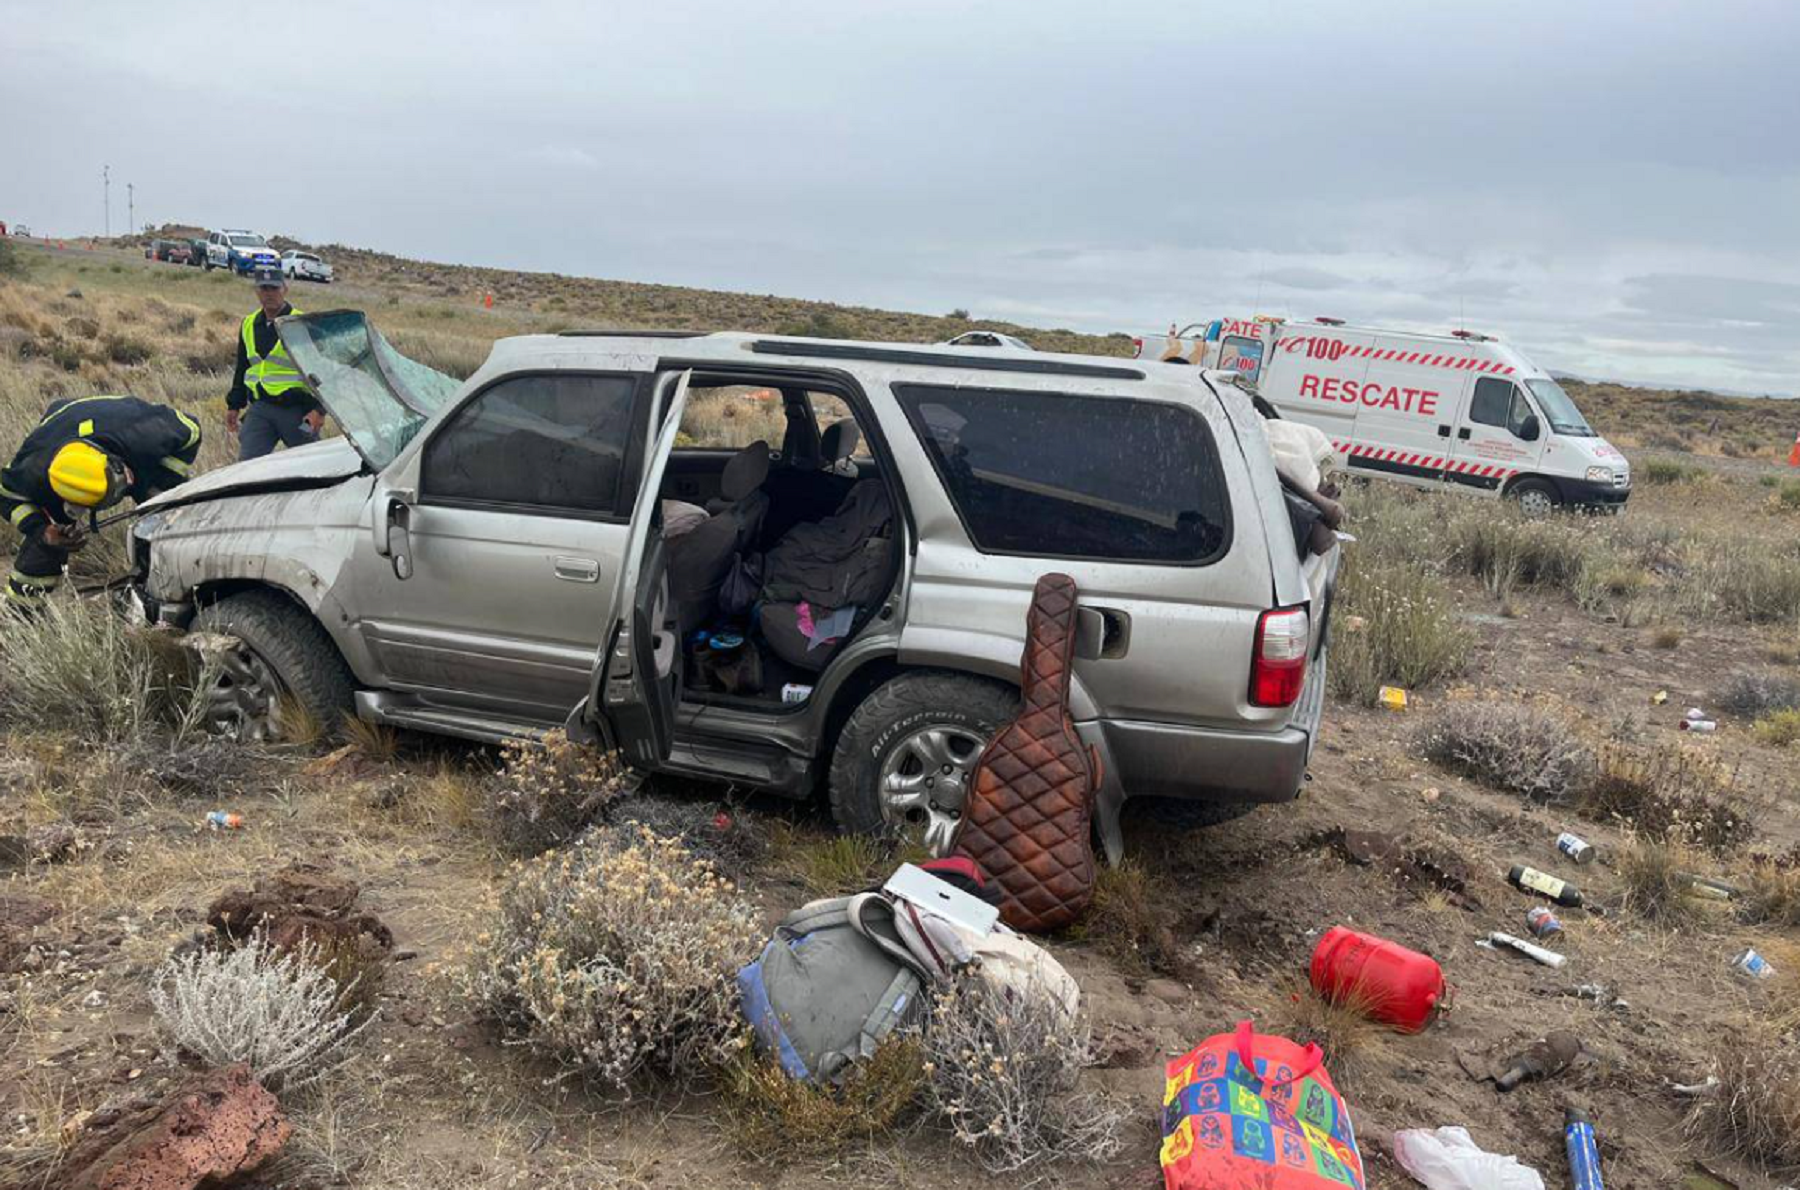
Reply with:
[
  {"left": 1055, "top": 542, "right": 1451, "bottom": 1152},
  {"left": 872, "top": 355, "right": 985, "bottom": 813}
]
[{"left": 1249, "top": 606, "right": 1309, "bottom": 707}]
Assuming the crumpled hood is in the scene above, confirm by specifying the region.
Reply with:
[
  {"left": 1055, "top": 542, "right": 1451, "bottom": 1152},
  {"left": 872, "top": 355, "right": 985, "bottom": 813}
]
[{"left": 138, "top": 435, "right": 363, "bottom": 511}]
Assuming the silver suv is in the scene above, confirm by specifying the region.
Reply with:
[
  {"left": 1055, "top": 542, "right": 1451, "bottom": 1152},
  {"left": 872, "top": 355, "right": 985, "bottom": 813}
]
[{"left": 133, "top": 315, "right": 1339, "bottom": 860}]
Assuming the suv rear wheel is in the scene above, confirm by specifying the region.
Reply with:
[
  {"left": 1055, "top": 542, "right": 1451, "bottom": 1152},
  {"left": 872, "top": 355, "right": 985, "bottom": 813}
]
[
  {"left": 192, "top": 591, "right": 355, "bottom": 742},
  {"left": 828, "top": 671, "right": 1018, "bottom": 856}
]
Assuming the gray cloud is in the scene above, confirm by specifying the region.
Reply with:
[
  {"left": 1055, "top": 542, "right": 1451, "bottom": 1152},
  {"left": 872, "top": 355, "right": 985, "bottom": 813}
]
[{"left": 1, "top": 0, "right": 1797, "bottom": 393}]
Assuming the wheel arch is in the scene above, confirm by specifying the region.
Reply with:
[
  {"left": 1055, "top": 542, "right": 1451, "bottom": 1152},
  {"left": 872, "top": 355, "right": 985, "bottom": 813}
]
[{"left": 1500, "top": 471, "right": 1563, "bottom": 500}]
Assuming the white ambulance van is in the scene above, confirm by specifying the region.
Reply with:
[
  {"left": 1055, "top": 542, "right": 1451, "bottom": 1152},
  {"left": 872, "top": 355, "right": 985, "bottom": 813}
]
[{"left": 1136, "top": 319, "right": 1631, "bottom": 514}]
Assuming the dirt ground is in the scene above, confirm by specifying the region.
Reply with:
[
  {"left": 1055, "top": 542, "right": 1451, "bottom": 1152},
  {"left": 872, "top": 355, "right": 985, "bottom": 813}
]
[{"left": 3, "top": 241, "right": 1800, "bottom": 1189}]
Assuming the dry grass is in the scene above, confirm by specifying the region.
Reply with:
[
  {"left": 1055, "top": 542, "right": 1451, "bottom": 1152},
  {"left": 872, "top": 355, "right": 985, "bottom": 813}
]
[
  {"left": 1328, "top": 556, "right": 1470, "bottom": 705},
  {"left": 769, "top": 826, "right": 916, "bottom": 899},
  {"left": 1686, "top": 1030, "right": 1800, "bottom": 1179},
  {"left": 1080, "top": 860, "right": 1187, "bottom": 978},
  {"left": 1753, "top": 709, "right": 1800, "bottom": 747},
  {"left": 1265, "top": 977, "right": 1394, "bottom": 1089},
  {"left": 1717, "top": 672, "right": 1800, "bottom": 718},
  {"left": 487, "top": 730, "right": 627, "bottom": 857},
  {"left": 1616, "top": 836, "right": 1709, "bottom": 925},
  {"left": 1739, "top": 858, "right": 1800, "bottom": 929},
  {"left": 1581, "top": 741, "right": 1756, "bottom": 851},
  {"left": 724, "top": 1039, "right": 927, "bottom": 1162}
]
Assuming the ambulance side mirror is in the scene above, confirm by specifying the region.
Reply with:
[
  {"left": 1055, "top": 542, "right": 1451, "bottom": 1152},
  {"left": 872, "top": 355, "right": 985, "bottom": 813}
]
[{"left": 1518, "top": 414, "right": 1541, "bottom": 442}]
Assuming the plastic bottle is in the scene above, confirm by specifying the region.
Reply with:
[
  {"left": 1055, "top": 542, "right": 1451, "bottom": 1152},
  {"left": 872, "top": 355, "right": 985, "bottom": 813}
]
[
  {"left": 1508, "top": 864, "right": 1583, "bottom": 907},
  {"left": 1679, "top": 718, "right": 1717, "bottom": 733}
]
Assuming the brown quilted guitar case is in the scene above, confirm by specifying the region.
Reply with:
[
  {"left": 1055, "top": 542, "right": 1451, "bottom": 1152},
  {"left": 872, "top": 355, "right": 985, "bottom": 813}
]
[{"left": 953, "top": 573, "right": 1098, "bottom": 933}]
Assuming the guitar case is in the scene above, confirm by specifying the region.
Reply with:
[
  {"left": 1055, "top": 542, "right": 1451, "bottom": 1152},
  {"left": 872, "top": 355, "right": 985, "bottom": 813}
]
[{"left": 953, "top": 573, "right": 1099, "bottom": 933}]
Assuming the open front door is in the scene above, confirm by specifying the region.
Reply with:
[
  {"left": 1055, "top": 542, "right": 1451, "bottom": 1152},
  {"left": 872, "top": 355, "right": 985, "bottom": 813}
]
[{"left": 581, "top": 370, "right": 691, "bottom": 766}]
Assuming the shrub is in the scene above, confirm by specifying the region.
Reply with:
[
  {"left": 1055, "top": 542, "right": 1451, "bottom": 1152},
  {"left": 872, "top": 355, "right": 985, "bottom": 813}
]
[
  {"left": 1615, "top": 836, "right": 1703, "bottom": 924},
  {"left": 117, "top": 734, "right": 273, "bottom": 802},
  {"left": 1739, "top": 857, "right": 1800, "bottom": 929},
  {"left": 1581, "top": 742, "right": 1756, "bottom": 851},
  {"left": 1651, "top": 625, "right": 1683, "bottom": 650},
  {"left": 1417, "top": 701, "right": 1591, "bottom": 802},
  {"left": 0, "top": 236, "right": 24, "bottom": 278},
  {"left": 150, "top": 937, "right": 373, "bottom": 1090},
  {"left": 1328, "top": 559, "right": 1469, "bottom": 704},
  {"left": 725, "top": 1039, "right": 927, "bottom": 1161},
  {"left": 1680, "top": 540, "right": 1800, "bottom": 624},
  {"left": 487, "top": 730, "right": 627, "bottom": 856},
  {"left": 1717, "top": 672, "right": 1800, "bottom": 717},
  {"left": 466, "top": 827, "right": 758, "bottom": 1090},
  {"left": 0, "top": 599, "right": 199, "bottom": 741},
  {"left": 1640, "top": 458, "right": 1702, "bottom": 485},
  {"left": 102, "top": 334, "right": 152, "bottom": 366},
  {"left": 916, "top": 978, "right": 1129, "bottom": 1174},
  {"left": 1080, "top": 860, "right": 1187, "bottom": 978},
  {"left": 1780, "top": 482, "right": 1800, "bottom": 512},
  {"left": 1686, "top": 1032, "right": 1800, "bottom": 1177},
  {"left": 1754, "top": 710, "right": 1800, "bottom": 747}
]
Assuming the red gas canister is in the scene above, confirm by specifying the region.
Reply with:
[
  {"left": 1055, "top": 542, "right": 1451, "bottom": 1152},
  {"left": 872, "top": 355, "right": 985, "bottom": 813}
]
[{"left": 1308, "top": 927, "right": 1445, "bottom": 1033}]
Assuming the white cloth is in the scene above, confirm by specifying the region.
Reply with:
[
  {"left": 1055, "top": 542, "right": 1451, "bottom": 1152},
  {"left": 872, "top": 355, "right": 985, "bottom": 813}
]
[
  {"left": 1393, "top": 1127, "right": 1545, "bottom": 1190},
  {"left": 1264, "top": 420, "right": 1337, "bottom": 492}
]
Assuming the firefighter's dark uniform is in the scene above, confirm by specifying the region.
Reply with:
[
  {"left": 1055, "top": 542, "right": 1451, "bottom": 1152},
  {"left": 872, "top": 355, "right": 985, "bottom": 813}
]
[{"left": 0, "top": 396, "right": 202, "bottom": 605}]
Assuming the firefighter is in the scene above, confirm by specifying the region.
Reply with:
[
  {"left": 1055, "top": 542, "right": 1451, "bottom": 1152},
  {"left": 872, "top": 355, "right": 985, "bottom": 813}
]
[
  {"left": 226, "top": 268, "right": 322, "bottom": 460},
  {"left": 0, "top": 395, "right": 202, "bottom": 608}
]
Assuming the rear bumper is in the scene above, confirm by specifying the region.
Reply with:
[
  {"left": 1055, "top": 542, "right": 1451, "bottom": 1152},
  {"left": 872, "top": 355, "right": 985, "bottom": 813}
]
[{"left": 1089, "top": 718, "right": 1310, "bottom": 805}]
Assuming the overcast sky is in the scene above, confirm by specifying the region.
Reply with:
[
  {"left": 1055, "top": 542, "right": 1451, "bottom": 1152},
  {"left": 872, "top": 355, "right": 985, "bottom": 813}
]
[{"left": 3, "top": 0, "right": 1797, "bottom": 394}]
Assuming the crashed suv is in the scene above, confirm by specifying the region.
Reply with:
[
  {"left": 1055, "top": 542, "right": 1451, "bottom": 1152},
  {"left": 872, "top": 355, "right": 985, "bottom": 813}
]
[{"left": 132, "top": 314, "right": 1340, "bottom": 860}]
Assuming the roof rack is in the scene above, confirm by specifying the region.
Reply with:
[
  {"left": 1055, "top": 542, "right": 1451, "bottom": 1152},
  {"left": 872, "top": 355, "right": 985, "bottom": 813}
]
[
  {"left": 555, "top": 329, "right": 710, "bottom": 339},
  {"left": 746, "top": 339, "right": 1144, "bottom": 380}
]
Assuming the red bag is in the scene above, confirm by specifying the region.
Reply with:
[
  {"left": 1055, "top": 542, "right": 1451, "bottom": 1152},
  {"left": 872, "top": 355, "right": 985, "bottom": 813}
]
[{"left": 1161, "top": 1021, "right": 1366, "bottom": 1190}]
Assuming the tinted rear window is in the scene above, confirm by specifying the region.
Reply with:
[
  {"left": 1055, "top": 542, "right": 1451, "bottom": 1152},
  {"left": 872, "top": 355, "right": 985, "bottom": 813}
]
[{"left": 895, "top": 384, "right": 1230, "bottom": 563}]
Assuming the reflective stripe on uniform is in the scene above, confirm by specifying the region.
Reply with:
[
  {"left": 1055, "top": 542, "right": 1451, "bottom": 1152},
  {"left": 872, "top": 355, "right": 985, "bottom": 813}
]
[
  {"left": 159, "top": 456, "right": 191, "bottom": 477},
  {"left": 8, "top": 502, "right": 39, "bottom": 529},
  {"left": 37, "top": 394, "right": 125, "bottom": 424},
  {"left": 6, "top": 568, "right": 61, "bottom": 597},
  {"left": 78, "top": 418, "right": 95, "bottom": 437},
  {"left": 176, "top": 410, "right": 202, "bottom": 448}
]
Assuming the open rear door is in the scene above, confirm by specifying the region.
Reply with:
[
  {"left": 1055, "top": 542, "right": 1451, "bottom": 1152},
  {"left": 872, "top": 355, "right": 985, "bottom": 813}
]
[{"left": 582, "top": 370, "right": 691, "bottom": 766}]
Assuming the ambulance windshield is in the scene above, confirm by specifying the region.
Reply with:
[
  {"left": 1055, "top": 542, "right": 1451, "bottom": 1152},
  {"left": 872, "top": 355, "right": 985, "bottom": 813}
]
[{"left": 1526, "top": 379, "right": 1594, "bottom": 437}]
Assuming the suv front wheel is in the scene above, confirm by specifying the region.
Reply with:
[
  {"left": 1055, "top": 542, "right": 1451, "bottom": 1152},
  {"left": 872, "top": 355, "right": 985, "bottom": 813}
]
[
  {"left": 192, "top": 591, "right": 356, "bottom": 742},
  {"left": 827, "top": 671, "right": 1018, "bottom": 856}
]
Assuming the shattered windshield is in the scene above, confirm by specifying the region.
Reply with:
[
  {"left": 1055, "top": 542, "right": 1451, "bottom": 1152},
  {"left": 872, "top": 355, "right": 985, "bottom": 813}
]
[
  {"left": 275, "top": 311, "right": 463, "bottom": 470},
  {"left": 1525, "top": 378, "right": 1594, "bottom": 437}
]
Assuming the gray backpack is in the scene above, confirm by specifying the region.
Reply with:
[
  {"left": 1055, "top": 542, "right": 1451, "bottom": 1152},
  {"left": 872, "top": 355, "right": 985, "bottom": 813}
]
[{"left": 737, "top": 892, "right": 927, "bottom": 1083}]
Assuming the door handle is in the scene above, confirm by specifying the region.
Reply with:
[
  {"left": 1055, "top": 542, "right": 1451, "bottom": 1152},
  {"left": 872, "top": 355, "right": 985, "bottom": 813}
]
[
  {"left": 553, "top": 556, "right": 601, "bottom": 584},
  {"left": 1457, "top": 427, "right": 1471, "bottom": 440},
  {"left": 1436, "top": 425, "right": 1450, "bottom": 437}
]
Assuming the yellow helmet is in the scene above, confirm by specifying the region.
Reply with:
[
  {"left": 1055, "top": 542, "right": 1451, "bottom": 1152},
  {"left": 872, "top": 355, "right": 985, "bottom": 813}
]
[{"left": 48, "top": 441, "right": 126, "bottom": 508}]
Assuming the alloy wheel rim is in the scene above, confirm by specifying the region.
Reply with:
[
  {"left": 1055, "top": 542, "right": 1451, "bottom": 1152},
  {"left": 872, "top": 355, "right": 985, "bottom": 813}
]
[
  {"left": 876, "top": 723, "right": 988, "bottom": 856},
  {"left": 203, "top": 645, "right": 283, "bottom": 742}
]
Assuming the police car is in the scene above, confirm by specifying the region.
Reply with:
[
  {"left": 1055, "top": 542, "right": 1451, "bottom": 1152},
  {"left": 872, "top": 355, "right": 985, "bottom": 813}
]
[{"left": 204, "top": 229, "right": 280, "bottom": 276}]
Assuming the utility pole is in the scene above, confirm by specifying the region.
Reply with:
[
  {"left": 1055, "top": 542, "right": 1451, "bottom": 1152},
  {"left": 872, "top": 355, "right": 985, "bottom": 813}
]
[
  {"left": 102, "top": 164, "right": 110, "bottom": 238},
  {"left": 127, "top": 183, "right": 135, "bottom": 235}
]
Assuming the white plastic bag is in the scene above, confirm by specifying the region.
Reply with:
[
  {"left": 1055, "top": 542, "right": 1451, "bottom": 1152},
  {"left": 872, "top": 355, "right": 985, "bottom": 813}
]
[
  {"left": 1264, "top": 419, "right": 1338, "bottom": 492},
  {"left": 1393, "top": 1126, "right": 1545, "bottom": 1190}
]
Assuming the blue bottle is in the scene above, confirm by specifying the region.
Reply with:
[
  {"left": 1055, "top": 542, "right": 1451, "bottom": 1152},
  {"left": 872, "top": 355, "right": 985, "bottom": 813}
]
[{"left": 1565, "top": 1107, "right": 1604, "bottom": 1190}]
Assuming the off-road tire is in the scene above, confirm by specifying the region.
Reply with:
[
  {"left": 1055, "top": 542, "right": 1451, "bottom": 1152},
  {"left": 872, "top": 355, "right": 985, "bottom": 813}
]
[
  {"left": 193, "top": 591, "right": 356, "bottom": 738},
  {"left": 1508, "top": 478, "right": 1561, "bottom": 518},
  {"left": 827, "top": 670, "right": 1019, "bottom": 839}
]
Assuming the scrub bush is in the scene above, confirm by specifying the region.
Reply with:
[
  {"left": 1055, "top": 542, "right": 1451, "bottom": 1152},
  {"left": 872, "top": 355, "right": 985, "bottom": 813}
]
[
  {"left": 0, "top": 598, "right": 198, "bottom": 742},
  {"left": 917, "top": 977, "right": 1129, "bottom": 1174},
  {"left": 1640, "top": 458, "right": 1704, "bottom": 485},
  {"left": 1581, "top": 741, "right": 1756, "bottom": 852},
  {"left": 487, "top": 730, "right": 628, "bottom": 856},
  {"left": 1751, "top": 710, "right": 1800, "bottom": 747},
  {"left": 725, "top": 1039, "right": 927, "bottom": 1160},
  {"left": 1329, "top": 558, "right": 1469, "bottom": 705},
  {"left": 151, "top": 936, "right": 373, "bottom": 1090},
  {"left": 1416, "top": 701, "right": 1591, "bottom": 802},
  {"left": 1717, "top": 672, "right": 1800, "bottom": 718},
  {"left": 465, "top": 827, "right": 759, "bottom": 1091}
]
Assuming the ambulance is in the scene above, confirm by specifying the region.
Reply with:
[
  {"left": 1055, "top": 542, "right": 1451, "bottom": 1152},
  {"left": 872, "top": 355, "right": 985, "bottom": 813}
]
[{"left": 1135, "top": 318, "right": 1631, "bottom": 514}]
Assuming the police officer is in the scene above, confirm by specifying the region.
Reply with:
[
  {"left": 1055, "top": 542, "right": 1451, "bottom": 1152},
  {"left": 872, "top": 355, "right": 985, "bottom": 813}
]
[
  {"left": 0, "top": 395, "right": 202, "bottom": 608},
  {"left": 226, "top": 268, "right": 323, "bottom": 460}
]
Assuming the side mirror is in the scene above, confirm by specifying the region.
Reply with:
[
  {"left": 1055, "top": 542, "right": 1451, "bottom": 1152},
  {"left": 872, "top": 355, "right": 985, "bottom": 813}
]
[{"left": 1517, "top": 414, "right": 1541, "bottom": 442}]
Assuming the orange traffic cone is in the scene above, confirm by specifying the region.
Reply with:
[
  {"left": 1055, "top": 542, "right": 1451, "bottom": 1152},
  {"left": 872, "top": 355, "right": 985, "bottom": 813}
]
[
  {"left": 1788, "top": 432, "right": 1800, "bottom": 467},
  {"left": 484, "top": 292, "right": 493, "bottom": 309}
]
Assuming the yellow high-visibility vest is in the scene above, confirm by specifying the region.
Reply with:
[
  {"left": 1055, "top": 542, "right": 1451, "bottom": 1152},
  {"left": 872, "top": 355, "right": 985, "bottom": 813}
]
[{"left": 242, "top": 308, "right": 306, "bottom": 400}]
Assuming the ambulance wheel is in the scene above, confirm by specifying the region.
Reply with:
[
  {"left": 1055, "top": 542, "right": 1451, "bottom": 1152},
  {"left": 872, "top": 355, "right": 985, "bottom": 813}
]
[{"left": 1510, "top": 479, "right": 1561, "bottom": 518}]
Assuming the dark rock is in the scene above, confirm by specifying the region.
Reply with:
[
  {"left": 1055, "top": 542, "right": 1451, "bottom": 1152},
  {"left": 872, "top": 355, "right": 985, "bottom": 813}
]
[
  {"left": 61, "top": 1063, "right": 290, "bottom": 1190},
  {"left": 206, "top": 859, "right": 393, "bottom": 956}
]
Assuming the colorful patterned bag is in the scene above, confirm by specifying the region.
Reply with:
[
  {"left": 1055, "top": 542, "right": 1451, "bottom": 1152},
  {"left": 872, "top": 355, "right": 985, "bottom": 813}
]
[{"left": 1161, "top": 1020, "right": 1366, "bottom": 1190}]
